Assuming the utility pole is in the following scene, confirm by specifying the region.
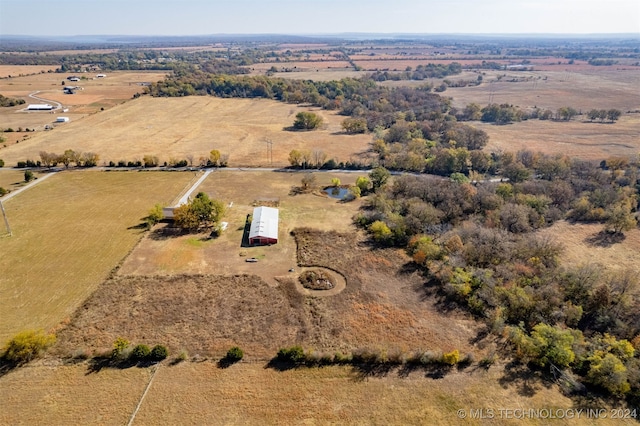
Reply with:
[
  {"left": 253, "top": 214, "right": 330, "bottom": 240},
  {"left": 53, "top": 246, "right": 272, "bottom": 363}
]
[{"left": 0, "top": 200, "right": 11, "bottom": 236}]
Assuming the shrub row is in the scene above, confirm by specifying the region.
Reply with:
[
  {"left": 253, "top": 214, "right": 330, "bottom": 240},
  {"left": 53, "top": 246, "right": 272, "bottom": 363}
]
[
  {"left": 111, "top": 338, "right": 168, "bottom": 363},
  {"left": 275, "top": 345, "right": 471, "bottom": 368}
]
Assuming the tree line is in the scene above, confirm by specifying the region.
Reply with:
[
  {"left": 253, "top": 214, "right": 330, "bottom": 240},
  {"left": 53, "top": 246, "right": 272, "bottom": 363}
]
[{"left": 455, "top": 103, "right": 623, "bottom": 125}]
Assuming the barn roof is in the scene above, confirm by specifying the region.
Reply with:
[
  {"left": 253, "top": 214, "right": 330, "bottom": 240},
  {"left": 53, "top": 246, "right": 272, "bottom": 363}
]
[{"left": 249, "top": 206, "right": 279, "bottom": 241}]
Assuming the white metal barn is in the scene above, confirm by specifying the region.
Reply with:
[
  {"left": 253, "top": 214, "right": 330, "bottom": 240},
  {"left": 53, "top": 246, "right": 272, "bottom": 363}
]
[
  {"left": 249, "top": 206, "right": 279, "bottom": 245},
  {"left": 27, "top": 104, "right": 54, "bottom": 110}
]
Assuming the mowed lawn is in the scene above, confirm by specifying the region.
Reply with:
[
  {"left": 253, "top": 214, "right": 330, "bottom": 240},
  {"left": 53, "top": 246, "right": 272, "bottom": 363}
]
[{"left": 0, "top": 170, "right": 195, "bottom": 343}]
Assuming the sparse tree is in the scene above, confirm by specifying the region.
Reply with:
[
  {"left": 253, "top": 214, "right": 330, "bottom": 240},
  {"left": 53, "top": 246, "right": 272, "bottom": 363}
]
[
  {"left": 209, "top": 149, "right": 221, "bottom": 167},
  {"left": 24, "top": 170, "right": 34, "bottom": 182},
  {"left": 369, "top": 166, "right": 390, "bottom": 192},
  {"left": 143, "top": 155, "right": 159, "bottom": 168},
  {"left": 301, "top": 173, "right": 316, "bottom": 191},
  {"left": 607, "top": 109, "right": 621, "bottom": 123},
  {"left": 288, "top": 149, "right": 303, "bottom": 167},
  {"left": 312, "top": 149, "right": 327, "bottom": 168},
  {"left": 39, "top": 151, "right": 57, "bottom": 168},
  {"left": 605, "top": 201, "right": 637, "bottom": 235},
  {"left": 341, "top": 117, "right": 367, "bottom": 134},
  {"left": 145, "top": 204, "right": 164, "bottom": 229}
]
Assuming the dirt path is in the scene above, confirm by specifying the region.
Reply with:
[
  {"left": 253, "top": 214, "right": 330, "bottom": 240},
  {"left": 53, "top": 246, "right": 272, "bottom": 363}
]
[{"left": 26, "top": 91, "right": 63, "bottom": 111}]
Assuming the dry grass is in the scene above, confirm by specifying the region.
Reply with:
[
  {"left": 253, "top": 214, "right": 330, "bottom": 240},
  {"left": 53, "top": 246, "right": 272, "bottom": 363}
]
[
  {"left": 56, "top": 225, "right": 482, "bottom": 361},
  {"left": 446, "top": 69, "right": 640, "bottom": 112},
  {"left": 0, "top": 70, "right": 168, "bottom": 135},
  {"left": 539, "top": 220, "right": 640, "bottom": 275},
  {"left": 0, "top": 170, "right": 194, "bottom": 343},
  {"left": 477, "top": 115, "right": 640, "bottom": 160},
  {"left": 0, "top": 169, "right": 42, "bottom": 194},
  {"left": 0, "top": 96, "right": 371, "bottom": 167},
  {"left": 0, "top": 65, "right": 60, "bottom": 78},
  {"left": 0, "top": 363, "right": 150, "bottom": 426},
  {"left": 1, "top": 361, "right": 626, "bottom": 426},
  {"left": 119, "top": 170, "right": 367, "bottom": 279}
]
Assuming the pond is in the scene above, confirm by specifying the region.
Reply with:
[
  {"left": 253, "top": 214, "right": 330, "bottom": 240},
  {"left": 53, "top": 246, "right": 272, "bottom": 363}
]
[{"left": 324, "top": 186, "right": 349, "bottom": 200}]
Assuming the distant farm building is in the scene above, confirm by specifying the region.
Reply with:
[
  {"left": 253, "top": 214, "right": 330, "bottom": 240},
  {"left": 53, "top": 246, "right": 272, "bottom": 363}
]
[
  {"left": 249, "top": 206, "right": 279, "bottom": 245},
  {"left": 56, "top": 117, "right": 69, "bottom": 123},
  {"left": 27, "top": 104, "right": 54, "bottom": 110}
]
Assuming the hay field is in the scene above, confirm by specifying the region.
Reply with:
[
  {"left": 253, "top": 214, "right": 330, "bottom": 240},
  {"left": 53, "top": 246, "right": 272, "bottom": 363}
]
[
  {"left": 0, "top": 65, "right": 60, "bottom": 78},
  {"left": 1, "top": 361, "right": 626, "bottom": 426},
  {"left": 0, "top": 96, "right": 371, "bottom": 167},
  {"left": 478, "top": 115, "right": 640, "bottom": 160},
  {"left": 0, "top": 170, "right": 195, "bottom": 342},
  {"left": 446, "top": 69, "right": 640, "bottom": 112}
]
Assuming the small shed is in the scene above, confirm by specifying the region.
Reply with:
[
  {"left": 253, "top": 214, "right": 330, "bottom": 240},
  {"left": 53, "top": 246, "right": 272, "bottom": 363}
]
[{"left": 249, "top": 206, "right": 279, "bottom": 245}]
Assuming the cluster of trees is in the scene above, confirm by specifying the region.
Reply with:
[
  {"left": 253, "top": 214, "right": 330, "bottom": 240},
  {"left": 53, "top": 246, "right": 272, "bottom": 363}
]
[
  {"left": 587, "top": 109, "right": 622, "bottom": 123},
  {"left": 172, "top": 192, "right": 226, "bottom": 232},
  {"left": 292, "top": 111, "right": 323, "bottom": 130},
  {"left": 39, "top": 150, "right": 99, "bottom": 168},
  {"left": 0, "top": 94, "right": 25, "bottom": 107},
  {"left": 146, "top": 72, "right": 450, "bottom": 133},
  {"left": 355, "top": 152, "right": 639, "bottom": 399},
  {"left": 368, "top": 62, "right": 463, "bottom": 81},
  {"left": 1, "top": 330, "right": 56, "bottom": 366},
  {"left": 457, "top": 103, "right": 623, "bottom": 125},
  {"left": 110, "top": 337, "right": 168, "bottom": 363}
]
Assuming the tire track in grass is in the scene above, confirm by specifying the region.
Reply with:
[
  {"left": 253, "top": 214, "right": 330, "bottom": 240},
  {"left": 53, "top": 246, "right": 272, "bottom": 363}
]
[{"left": 127, "top": 365, "right": 159, "bottom": 426}]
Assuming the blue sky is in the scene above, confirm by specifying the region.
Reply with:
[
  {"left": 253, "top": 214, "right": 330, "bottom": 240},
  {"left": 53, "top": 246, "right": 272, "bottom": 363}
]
[{"left": 1, "top": 0, "right": 639, "bottom": 36}]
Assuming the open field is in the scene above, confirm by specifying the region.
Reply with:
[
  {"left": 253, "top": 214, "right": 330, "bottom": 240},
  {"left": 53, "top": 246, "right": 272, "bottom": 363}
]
[
  {"left": 445, "top": 69, "right": 640, "bottom": 112},
  {"left": 0, "top": 70, "right": 168, "bottom": 134},
  {"left": 539, "top": 220, "right": 640, "bottom": 276},
  {"left": 478, "top": 115, "right": 640, "bottom": 160},
  {"left": 4, "top": 361, "right": 622, "bottom": 426},
  {"left": 56, "top": 170, "right": 482, "bottom": 359},
  {"left": 0, "top": 170, "right": 195, "bottom": 343},
  {"left": 0, "top": 168, "right": 44, "bottom": 194},
  {"left": 0, "top": 96, "right": 372, "bottom": 168},
  {"left": 0, "top": 65, "right": 60, "bottom": 78},
  {"left": 120, "top": 170, "right": 367, "bottom": 278}
]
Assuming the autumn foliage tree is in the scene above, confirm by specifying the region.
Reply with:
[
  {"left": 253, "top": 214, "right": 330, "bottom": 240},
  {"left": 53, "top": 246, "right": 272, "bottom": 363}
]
[
  {"left": 293, "top": 112, "right": 323, "bottom": 130},
  {"left": 174, "top": 192, "right": 225, "bottom": 231}
]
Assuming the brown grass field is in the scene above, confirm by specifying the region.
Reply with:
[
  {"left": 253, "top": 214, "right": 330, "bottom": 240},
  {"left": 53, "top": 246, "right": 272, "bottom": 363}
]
[
  {"left": 1, "top": 58, "right": 640, "bottom": 424},
  {"left": 0, "top": 70, "right": 168, "bottom": 135},
  {"left": 539, "top": 220, "right": 640, "bottom": 276},
  {"left": 0, "top": 168, "right": 43, "bottom": 193},
  {"left": 55, "top": 171, "right": 483, "bottom": 359},
  {"left": 0, "top": 170, "right": 195, "bottom": 343},
  {"left": 6, "top": 361, "right": 628, "bottom": 426},
  {"left": 0, "top": 96, "right": 371, "bottom": 168},
  {"left": 0, "top": 65, "right": 60, "bottom": 78}
]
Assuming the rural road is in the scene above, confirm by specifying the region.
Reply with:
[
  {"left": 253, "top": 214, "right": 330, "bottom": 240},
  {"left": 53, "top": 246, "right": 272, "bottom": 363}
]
[
  {"left": 27, "top": 91, "right": 63, "bottom": 111},
  {"left": 0, "top": 171, "right": 58, "bottom": 202}
]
